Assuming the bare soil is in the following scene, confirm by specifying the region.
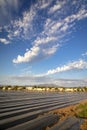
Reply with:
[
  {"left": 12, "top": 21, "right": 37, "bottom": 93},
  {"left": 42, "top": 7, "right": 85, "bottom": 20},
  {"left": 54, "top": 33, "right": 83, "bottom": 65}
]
[{"left": 47, "top": 99, "right": 87, "bottom": 130}]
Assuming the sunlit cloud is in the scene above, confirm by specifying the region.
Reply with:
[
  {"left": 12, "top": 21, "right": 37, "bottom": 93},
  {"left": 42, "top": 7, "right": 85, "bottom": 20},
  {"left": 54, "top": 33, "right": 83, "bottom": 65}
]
[
  {"left": 13, "top": 45, "right": 40, "bottom": 63},
  {"left": 13, "top": 44, "right": 59, "bottom": 63},
  {"left": 0, "top": 0, "right": 87, "bottom": 64},
  {"left": 34, "top": 36, "right": 57, "bottom": 45},
  {"left": 37, "top": 0, "right": 51, "bottom": 9},
  {"left": 48, "top": 1, "right": 65, "bottom": 14},
  {"left": 46, "top": 59, "right": 87, "bottom": 75},
  {"left": 0, "top": 0, "right": 87, "bottom": 87},
  {"left": 0, "top": 38, "right": 9, "bottom": 44},
  {"left": 12, "top": 7, "right": 87, "bottom": 63}
]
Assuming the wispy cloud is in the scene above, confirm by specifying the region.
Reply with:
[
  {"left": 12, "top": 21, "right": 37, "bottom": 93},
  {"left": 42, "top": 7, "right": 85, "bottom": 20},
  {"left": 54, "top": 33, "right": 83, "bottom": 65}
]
[
  {"left": 7, "top": 6, "right": 36, "bottom": 41},
  {"left": 0, "top": 38, "right": 9, "bottom": 44},
  {"left": 49, "top": 1, "right": 65, "bottom": 14},
  {"left": 13, "top": 44, "right": 59, "bottom": 63},
  {"left": 37, "top": 0, "right": 51, "bottom": 9},
  {"left": 46, "top": 59, "right": 87, "bottom": 75},
  {"left": 53, "top": 78, "right": 87, "bottom": 87},
  {"left": 1, "top": 75, "right": 87, "bottom": 87},
  {"left": 12, "top": 7, "right": 87, "bottom": 63},
  {"left": 34, "top": 36, "right": 57, "bottom": 45},
  {"left": 42, "top": 44, "right": 59, "bottom": 56},
  {"left": 0, "top": 0, "right": 87, "bottom": 64},
  {"left": 82, "top": 52, "right": 87, "bottom": 56}
]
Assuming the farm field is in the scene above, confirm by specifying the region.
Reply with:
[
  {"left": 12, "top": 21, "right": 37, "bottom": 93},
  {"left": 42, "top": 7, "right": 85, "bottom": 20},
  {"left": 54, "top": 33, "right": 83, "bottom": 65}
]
[{"left": 0, "top": 91, "right": 87, "bottom": 130}]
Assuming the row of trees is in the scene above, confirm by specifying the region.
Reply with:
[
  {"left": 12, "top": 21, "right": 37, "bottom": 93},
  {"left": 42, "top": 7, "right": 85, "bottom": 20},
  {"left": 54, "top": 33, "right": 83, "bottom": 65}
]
[
  {"left": 0, "top": 86, "right": 26, "bottom": 90},
  {"left": 0, "top": 85, "right": 87, "bottom": 92}
]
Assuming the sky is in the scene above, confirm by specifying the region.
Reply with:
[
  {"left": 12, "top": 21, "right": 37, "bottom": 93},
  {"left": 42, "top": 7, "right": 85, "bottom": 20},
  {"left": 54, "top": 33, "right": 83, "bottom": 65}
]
[{"left": 0, "top": 0, "right": 87, "bottom": 87}]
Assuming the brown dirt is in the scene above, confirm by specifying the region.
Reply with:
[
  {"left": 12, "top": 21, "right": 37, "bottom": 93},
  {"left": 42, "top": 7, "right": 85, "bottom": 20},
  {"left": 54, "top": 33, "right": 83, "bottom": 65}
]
[
  {"left": 80, "top": 120, "right": 87, "bottom": 130},
  {"left": 47, "top": 99, "right": 87, "bottom": 129}
]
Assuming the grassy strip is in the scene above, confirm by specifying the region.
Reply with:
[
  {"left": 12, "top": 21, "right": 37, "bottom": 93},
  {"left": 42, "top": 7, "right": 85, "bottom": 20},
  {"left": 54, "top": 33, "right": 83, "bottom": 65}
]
[{"left": 75, "top": 103, "right": 87, "bottom": 118}]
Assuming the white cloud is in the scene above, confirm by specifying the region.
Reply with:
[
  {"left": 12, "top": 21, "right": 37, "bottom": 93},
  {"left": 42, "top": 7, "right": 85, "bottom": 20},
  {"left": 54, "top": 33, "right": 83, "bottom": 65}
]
[
  {"left": 12, "top": 7, "right": 87, "bottom": 64},
  {"left": 49, "top": 1, "right": 65, "bottom": 14},
  {"left": 82, "top": 52, "right": 87, "bottom": 56},
  {"left": 60, "top": 24, "right": 69, "bottom": 32},
  {"left": 64, "top": 9, "right": 87, "bottom": 23},
  {"left": 34, "top": 36, "right": 57, "bottom": 45},
  {"left": 13, "top": 45, "right": 40, "bottom": 63},
  {"left": 0, "top": 38, "right": 9, "bottom": 44},
  {"left": 46, "top": 59, "right": 87, "bottom": 75},
  {"left": 42, "top": 8, "right": 87, "bottom": 48},
  {"left": 76, "top": 9, "right": 87, "bottom": 20},
  {"left": 49, "top": 4, "right": 61, "bottom": 13},
  {"left": 26, "top": 48, "right": 29, "bottom": 52},
  {"left": 42, "top": 44, "right": 59, "bottom": 56},
  {"left": 4, "top": 1, "right": 87, "bottom": 44},
  {"left": 47, "top": 8, "right": 87, "bottom": 36},
  {"left": 6, "top": 0, "right": 52, "bottom": 41},
  {"left": 7, "top": 6, "right": 36, "bottom": 40},
  {"left": 39, "top": 2, "right": 50, "bottom": 9},
  {"left": 51, "top": 22, "right": 62, "bottom": 31},
  {"left": 1, "top": 1, "right": 87, "bottom": 42},
  {"left": 13, "top": 43, "right": 60, "bottom": 64},
  {"left": 0, "top": 0, "right": 87, "bottom": 64}
]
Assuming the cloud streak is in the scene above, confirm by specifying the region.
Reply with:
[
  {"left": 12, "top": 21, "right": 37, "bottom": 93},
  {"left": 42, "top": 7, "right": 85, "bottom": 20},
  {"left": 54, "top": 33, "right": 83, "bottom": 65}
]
[
  {"left": 49, "top": 1, "right": 65, "bottom": 14},
  {"left": 0, "top": 75, "right": 87, "bottom": 87},
  {"left": 13, "top": 44, "right": 59, "bottom": 63},
  {"left": 46, "top": 59, "right": 87, "bottom": 75}
]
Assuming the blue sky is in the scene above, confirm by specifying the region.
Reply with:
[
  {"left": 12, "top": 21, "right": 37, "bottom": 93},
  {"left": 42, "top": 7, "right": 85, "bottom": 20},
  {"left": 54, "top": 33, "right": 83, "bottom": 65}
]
[{"left": 0, "top": 0, "right": 87, "bottom": 87}]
